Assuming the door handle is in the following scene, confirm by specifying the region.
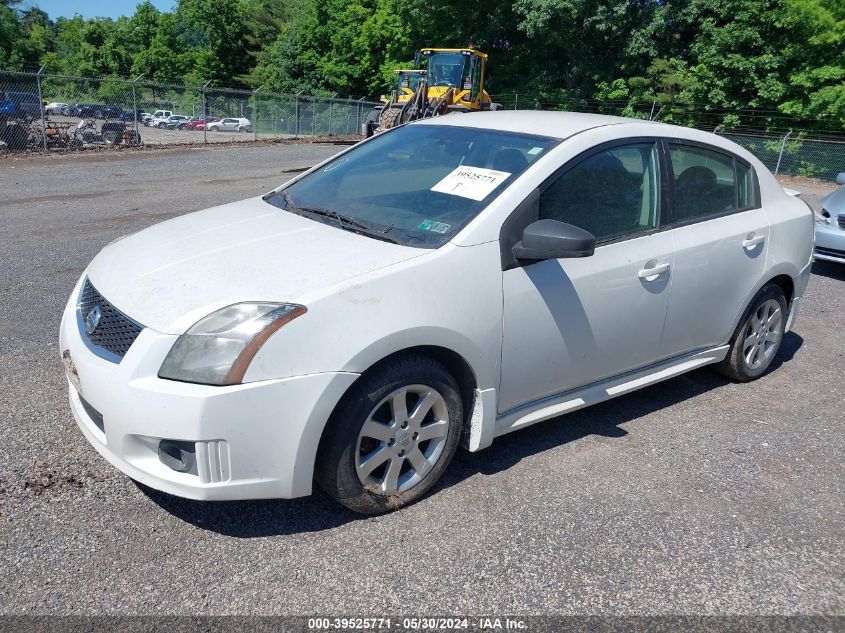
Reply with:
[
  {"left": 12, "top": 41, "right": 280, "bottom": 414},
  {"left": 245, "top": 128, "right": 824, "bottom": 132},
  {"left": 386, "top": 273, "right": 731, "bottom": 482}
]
[
  {"left": 742, "top": 234, "right": 765, "bottom": 249},
  {"left": 638, "top": 262, "right": 671, "bottom": 279}
]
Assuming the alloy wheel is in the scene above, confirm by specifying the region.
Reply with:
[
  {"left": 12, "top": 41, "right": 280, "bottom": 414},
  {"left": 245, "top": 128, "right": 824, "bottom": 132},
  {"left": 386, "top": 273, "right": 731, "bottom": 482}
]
[
  {"left": 355, "top": 384, "right": 450, "bottom": 495},
  {"left": 742, "top": 298, "right": 782, "bottom": 370}
]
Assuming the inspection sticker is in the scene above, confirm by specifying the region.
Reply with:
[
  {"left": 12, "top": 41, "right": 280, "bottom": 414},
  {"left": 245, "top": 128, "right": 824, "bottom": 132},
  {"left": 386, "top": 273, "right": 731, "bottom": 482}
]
[
  {"left": 430, "top": 165, "right": 512, "bottom": 201},
  {"left": 418, "top": 219, "right": 452, "bottom": 233}
]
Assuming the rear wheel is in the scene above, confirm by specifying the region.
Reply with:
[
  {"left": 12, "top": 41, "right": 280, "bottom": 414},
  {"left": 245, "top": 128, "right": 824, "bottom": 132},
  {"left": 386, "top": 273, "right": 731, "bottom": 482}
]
[
  {"left": 714, "top": 284, "right": 787, "bottom": 381},
  {"left": 102, "top": 130, "right": 120, "bottom": 146},
  {"left": 315, "top": 355, "right": 463, "bottom": 513}
]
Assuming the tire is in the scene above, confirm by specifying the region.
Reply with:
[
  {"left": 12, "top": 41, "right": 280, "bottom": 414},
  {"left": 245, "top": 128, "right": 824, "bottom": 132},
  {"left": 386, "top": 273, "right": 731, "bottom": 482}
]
[
  {"left": 364, "top": 108, "right": 381, "bottom": 126},
  {"left": 157, "top": 122, "right": 165, "bottom": 128},
  {"left": 714, "top": 283, "right": 788, "bottom": 382},
  {"left": 378, "top": 106, "right": 403, "bottom": 131},
  {"left": 315, "top": 355, "right": 463, "bottom": 514},
  {"left": 2, "top": 124, "right": 29, "bottom": 150},
  {"left": 102, "top": 130, "right": 120, "bottom": 146}
]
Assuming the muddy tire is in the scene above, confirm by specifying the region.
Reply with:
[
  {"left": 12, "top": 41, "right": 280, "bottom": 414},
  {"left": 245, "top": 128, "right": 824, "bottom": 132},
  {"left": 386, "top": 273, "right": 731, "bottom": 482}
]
[
  {"left": 315, "top": 355, "right": 463, "bottom": 514},
  {"left": 714, "top": 283, "right": 788, "bottom": 382},
  {"left": 102, "top": 130, "right": 120, "bottom": 146},
  {"left": 2, "top": 124, "right": 29, "bottom": 150},
  {"left": 378, "top": 106, "right": 403, "bottom": 131}
]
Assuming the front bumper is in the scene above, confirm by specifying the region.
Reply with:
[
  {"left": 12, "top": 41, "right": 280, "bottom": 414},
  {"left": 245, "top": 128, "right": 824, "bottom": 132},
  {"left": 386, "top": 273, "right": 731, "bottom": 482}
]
[
  {"left": 60, "top": 281, "right": 358, "bottom": 500},
  {"left": 814, "top": 221, "right": 845, "bottom": 263}
]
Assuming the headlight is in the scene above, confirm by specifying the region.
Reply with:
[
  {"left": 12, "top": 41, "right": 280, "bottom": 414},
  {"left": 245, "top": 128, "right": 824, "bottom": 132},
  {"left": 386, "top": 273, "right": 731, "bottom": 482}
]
[
  {"left": 815, "top": 209, "right": 831, "bottom": 225},
  {"left": 159, "top": 302, "right": 306, "bottom": 385}
]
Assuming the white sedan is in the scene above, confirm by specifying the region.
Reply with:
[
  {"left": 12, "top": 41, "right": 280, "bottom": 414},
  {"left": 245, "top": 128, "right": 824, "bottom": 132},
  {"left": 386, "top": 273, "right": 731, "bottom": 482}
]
[
  {"left": 206, "top": 117, "right": 252, "bottom": 132},
  {"left": 60, "top": 111, "right": 813, "bottom": 513},
  {"left": 813, "top": 172, "right": 845, "bottom": 263}
]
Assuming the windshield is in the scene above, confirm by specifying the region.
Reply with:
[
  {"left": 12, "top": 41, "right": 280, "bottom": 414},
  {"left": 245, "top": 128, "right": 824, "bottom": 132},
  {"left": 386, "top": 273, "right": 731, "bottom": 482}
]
[
  {"left": 427, "top": 53, "right": 466, "bottom": 87},
  {"left": 264, "top": 124, "right": 557, "bottom": 248},
  {"left": 398, "top": 72, "right": 423, "bottom": 93}
]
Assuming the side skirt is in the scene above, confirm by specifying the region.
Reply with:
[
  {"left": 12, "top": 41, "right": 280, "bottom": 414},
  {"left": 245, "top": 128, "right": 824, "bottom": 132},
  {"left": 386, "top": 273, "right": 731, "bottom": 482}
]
[{"left": 494, "top": 345, "right": 730, "bottom": 438}]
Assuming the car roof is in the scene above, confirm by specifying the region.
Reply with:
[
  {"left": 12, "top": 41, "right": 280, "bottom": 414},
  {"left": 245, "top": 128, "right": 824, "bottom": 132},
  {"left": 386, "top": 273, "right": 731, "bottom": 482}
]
[
  {"left": 410, "top": 110, "right": 760, "bottom": 161},
  {"left": 412, "top": 110, "right": 645, "bottom": 139}
]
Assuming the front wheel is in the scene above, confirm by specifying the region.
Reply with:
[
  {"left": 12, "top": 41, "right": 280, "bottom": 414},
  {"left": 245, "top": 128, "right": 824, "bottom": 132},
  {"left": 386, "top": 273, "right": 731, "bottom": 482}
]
[
  {"left": 315, "top": 355, "right": 463, "bottom": 513},
  {"left": 714, "top": 284, "right": 788, "bottom": 381}
]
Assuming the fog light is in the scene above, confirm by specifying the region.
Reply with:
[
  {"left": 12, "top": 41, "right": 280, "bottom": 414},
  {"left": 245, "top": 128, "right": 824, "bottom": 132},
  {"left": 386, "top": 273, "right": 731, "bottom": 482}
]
[{"left": 158, "top": 440, "right": 197, "bottom": 474}]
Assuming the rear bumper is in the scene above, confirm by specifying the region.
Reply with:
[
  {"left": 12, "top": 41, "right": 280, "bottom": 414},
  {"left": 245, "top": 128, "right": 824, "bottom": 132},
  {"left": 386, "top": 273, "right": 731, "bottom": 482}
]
[
  {"left": 60, "top": 279, "right": 358, "bottom": 501},
  {"left": 785, "top": 259, "right": 812, "bottom": 333}
]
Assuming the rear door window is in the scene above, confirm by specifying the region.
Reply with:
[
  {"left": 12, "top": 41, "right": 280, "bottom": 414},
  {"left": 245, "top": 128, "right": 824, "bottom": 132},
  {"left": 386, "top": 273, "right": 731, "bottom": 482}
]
[{"left": 668, "top": 144, "right": 754, "bottom": 221}]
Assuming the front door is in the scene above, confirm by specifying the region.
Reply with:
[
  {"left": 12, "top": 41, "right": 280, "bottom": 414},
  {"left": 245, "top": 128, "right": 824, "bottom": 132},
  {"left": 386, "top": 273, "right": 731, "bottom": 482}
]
[{"left": 499, "top": 141, "right": 674, "bottom": 413}]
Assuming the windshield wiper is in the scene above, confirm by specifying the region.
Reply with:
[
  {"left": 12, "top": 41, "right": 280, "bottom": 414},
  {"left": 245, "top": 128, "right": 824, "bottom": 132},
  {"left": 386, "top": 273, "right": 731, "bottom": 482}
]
[{"left": 279, "top": 192, "right": 400, "bottom": 244}]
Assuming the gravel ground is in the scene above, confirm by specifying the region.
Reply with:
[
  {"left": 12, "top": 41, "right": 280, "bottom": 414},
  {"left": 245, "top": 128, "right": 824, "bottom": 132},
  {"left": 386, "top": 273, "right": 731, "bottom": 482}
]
[
  {"left": 41, "top": 115, "right": 308, "bottom": 145},
  {"left": 0, "top": 144, "right": 843, "bottom": 616}
]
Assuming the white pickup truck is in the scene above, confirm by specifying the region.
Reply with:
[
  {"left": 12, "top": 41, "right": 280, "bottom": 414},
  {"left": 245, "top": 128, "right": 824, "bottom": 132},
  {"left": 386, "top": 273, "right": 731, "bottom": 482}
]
[{"left": 145, "top": 110, "right": 172, "bottom": 127}]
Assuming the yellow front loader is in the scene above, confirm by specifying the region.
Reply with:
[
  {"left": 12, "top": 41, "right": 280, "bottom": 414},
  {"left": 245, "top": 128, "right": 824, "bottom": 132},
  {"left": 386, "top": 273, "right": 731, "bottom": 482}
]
[{"left": 365, "top": 48, "right": 500, "bottom": 136}]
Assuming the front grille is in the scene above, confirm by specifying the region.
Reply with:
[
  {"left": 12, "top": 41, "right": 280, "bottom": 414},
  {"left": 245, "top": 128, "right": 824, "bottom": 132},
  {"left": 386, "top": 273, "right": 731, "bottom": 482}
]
[
  {"left": 838, "top": 214, "right": 845, "bottom": 230},
  {"left": 78, "top": 278, "right": 144, "bottom": 361}
]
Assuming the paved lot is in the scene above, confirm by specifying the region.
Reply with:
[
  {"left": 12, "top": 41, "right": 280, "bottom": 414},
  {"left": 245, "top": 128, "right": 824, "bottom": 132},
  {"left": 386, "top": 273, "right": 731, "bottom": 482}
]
[{"left": 0, "top": 145, "right": 843, "bottom": 615}]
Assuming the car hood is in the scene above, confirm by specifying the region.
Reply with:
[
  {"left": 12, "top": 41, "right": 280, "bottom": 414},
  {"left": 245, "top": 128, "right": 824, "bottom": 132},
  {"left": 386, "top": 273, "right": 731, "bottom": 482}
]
[
  {"left": 821, "top": 186, "right": 845, "bottom": 214},
  {"left": 86, "top": 196, "right": 426, "bottom": 334}
]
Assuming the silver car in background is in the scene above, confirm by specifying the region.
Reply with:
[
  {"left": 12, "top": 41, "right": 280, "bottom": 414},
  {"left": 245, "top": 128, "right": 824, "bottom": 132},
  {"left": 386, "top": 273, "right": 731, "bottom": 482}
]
[{"left": 814, "top": 172, "right": 845, "bottom": 264}]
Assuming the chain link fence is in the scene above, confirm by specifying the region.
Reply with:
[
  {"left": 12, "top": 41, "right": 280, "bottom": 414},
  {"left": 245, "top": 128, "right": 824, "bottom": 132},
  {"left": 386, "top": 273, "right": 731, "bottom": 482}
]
[
  {"left": 2, "top": 69, "right": 843, "bottom": 181},
  {"left": 491, "top": 92, "right": 845, "bottom": 182},
  {"left": 0, "top": 69, "right": 380, "bottom": 151},
  {"left": 716, "top": 132, "right": 845, "bottom": 181}
]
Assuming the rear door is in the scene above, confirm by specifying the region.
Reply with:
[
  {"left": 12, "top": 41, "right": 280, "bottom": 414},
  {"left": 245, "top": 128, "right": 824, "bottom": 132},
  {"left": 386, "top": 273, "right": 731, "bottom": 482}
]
[{"left": 658, "top": 141, "right": 768, "bottom": 357}]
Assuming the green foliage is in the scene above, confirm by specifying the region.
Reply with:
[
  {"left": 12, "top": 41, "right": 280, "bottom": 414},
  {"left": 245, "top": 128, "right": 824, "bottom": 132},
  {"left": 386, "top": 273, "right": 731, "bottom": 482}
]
[{"left": 0, "top": 0, "right": 842, "bottom": 131}]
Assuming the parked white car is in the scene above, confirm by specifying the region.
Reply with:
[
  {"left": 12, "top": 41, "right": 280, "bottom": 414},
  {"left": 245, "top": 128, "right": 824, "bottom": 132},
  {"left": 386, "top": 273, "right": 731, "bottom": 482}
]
[
  {"left": 813, "top": 172, "right": 845, "bottom": 264},
  {"left": 60, "top": 112, "right": 813, "bottom": 513},
  {"left": 206, "top": 117, "right": 252, "bottom": 132},
  {"left": 44, "top": 101, "right": 68, "bottom": 115},
  {"left": 146, "top": 110, "right": 172, "bottom": 127}
]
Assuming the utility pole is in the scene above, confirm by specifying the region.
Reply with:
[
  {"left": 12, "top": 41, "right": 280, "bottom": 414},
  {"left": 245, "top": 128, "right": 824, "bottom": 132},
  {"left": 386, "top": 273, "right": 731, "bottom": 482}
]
[
  {"left": 252, "top": 85, "right": 264, "bottom": 141},
  {"left": 202, "top": 80, "right": 211, "bottom": 145},
  {"left": 328, "top": 93, "right": 337, "bottom": 136},
  {"left": 132, "top": 73, "right": 145, "bottom": 140},
  {"left": 295, "top": 91, "right": 304, "bottom": 138},
  {"left": 36, "top": 65, "right": 47, "bottom": 151},
  {"left": 775, "top": 130, "right": 793, "bottom": 175}
]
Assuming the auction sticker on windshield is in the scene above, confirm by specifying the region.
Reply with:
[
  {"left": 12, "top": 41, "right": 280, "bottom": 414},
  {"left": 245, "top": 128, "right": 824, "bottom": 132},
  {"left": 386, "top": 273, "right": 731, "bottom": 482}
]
[{"left": 430, "top": 165, "right": 511, "bottom": 201}]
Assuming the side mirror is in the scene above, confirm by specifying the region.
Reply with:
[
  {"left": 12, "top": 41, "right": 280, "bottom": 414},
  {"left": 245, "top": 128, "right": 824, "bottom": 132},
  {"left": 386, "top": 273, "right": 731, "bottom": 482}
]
[
  {"left": 836, "top": 172, "right": 845, "bottom": 186},
  {"left": 512, "top": 219, "right": 595, "bottom": 261}
]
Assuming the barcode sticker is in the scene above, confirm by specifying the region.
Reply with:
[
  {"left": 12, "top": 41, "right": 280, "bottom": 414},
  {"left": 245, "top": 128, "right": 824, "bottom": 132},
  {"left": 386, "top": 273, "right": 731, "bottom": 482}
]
[{"left": 430, "top": 165, "right": 512, "bottom": 201}]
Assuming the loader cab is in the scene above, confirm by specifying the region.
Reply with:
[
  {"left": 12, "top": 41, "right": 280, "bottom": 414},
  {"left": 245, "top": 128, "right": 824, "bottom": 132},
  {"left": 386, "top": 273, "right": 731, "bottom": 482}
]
[
  {"left": 417, "top": 48, "right": 488, "bottom": 108},
  {"left": 395, "top": 70, "right": 426, "bottom": 98}
]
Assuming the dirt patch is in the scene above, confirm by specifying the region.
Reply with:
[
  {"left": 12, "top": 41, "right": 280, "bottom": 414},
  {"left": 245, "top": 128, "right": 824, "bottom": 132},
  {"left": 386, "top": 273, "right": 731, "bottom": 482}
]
[
  {"left": 777, "top": 174, "right": 839, "bottom": 190},
  {"left": 22, "top": 461, "right": 105, "bottom": 496}
]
